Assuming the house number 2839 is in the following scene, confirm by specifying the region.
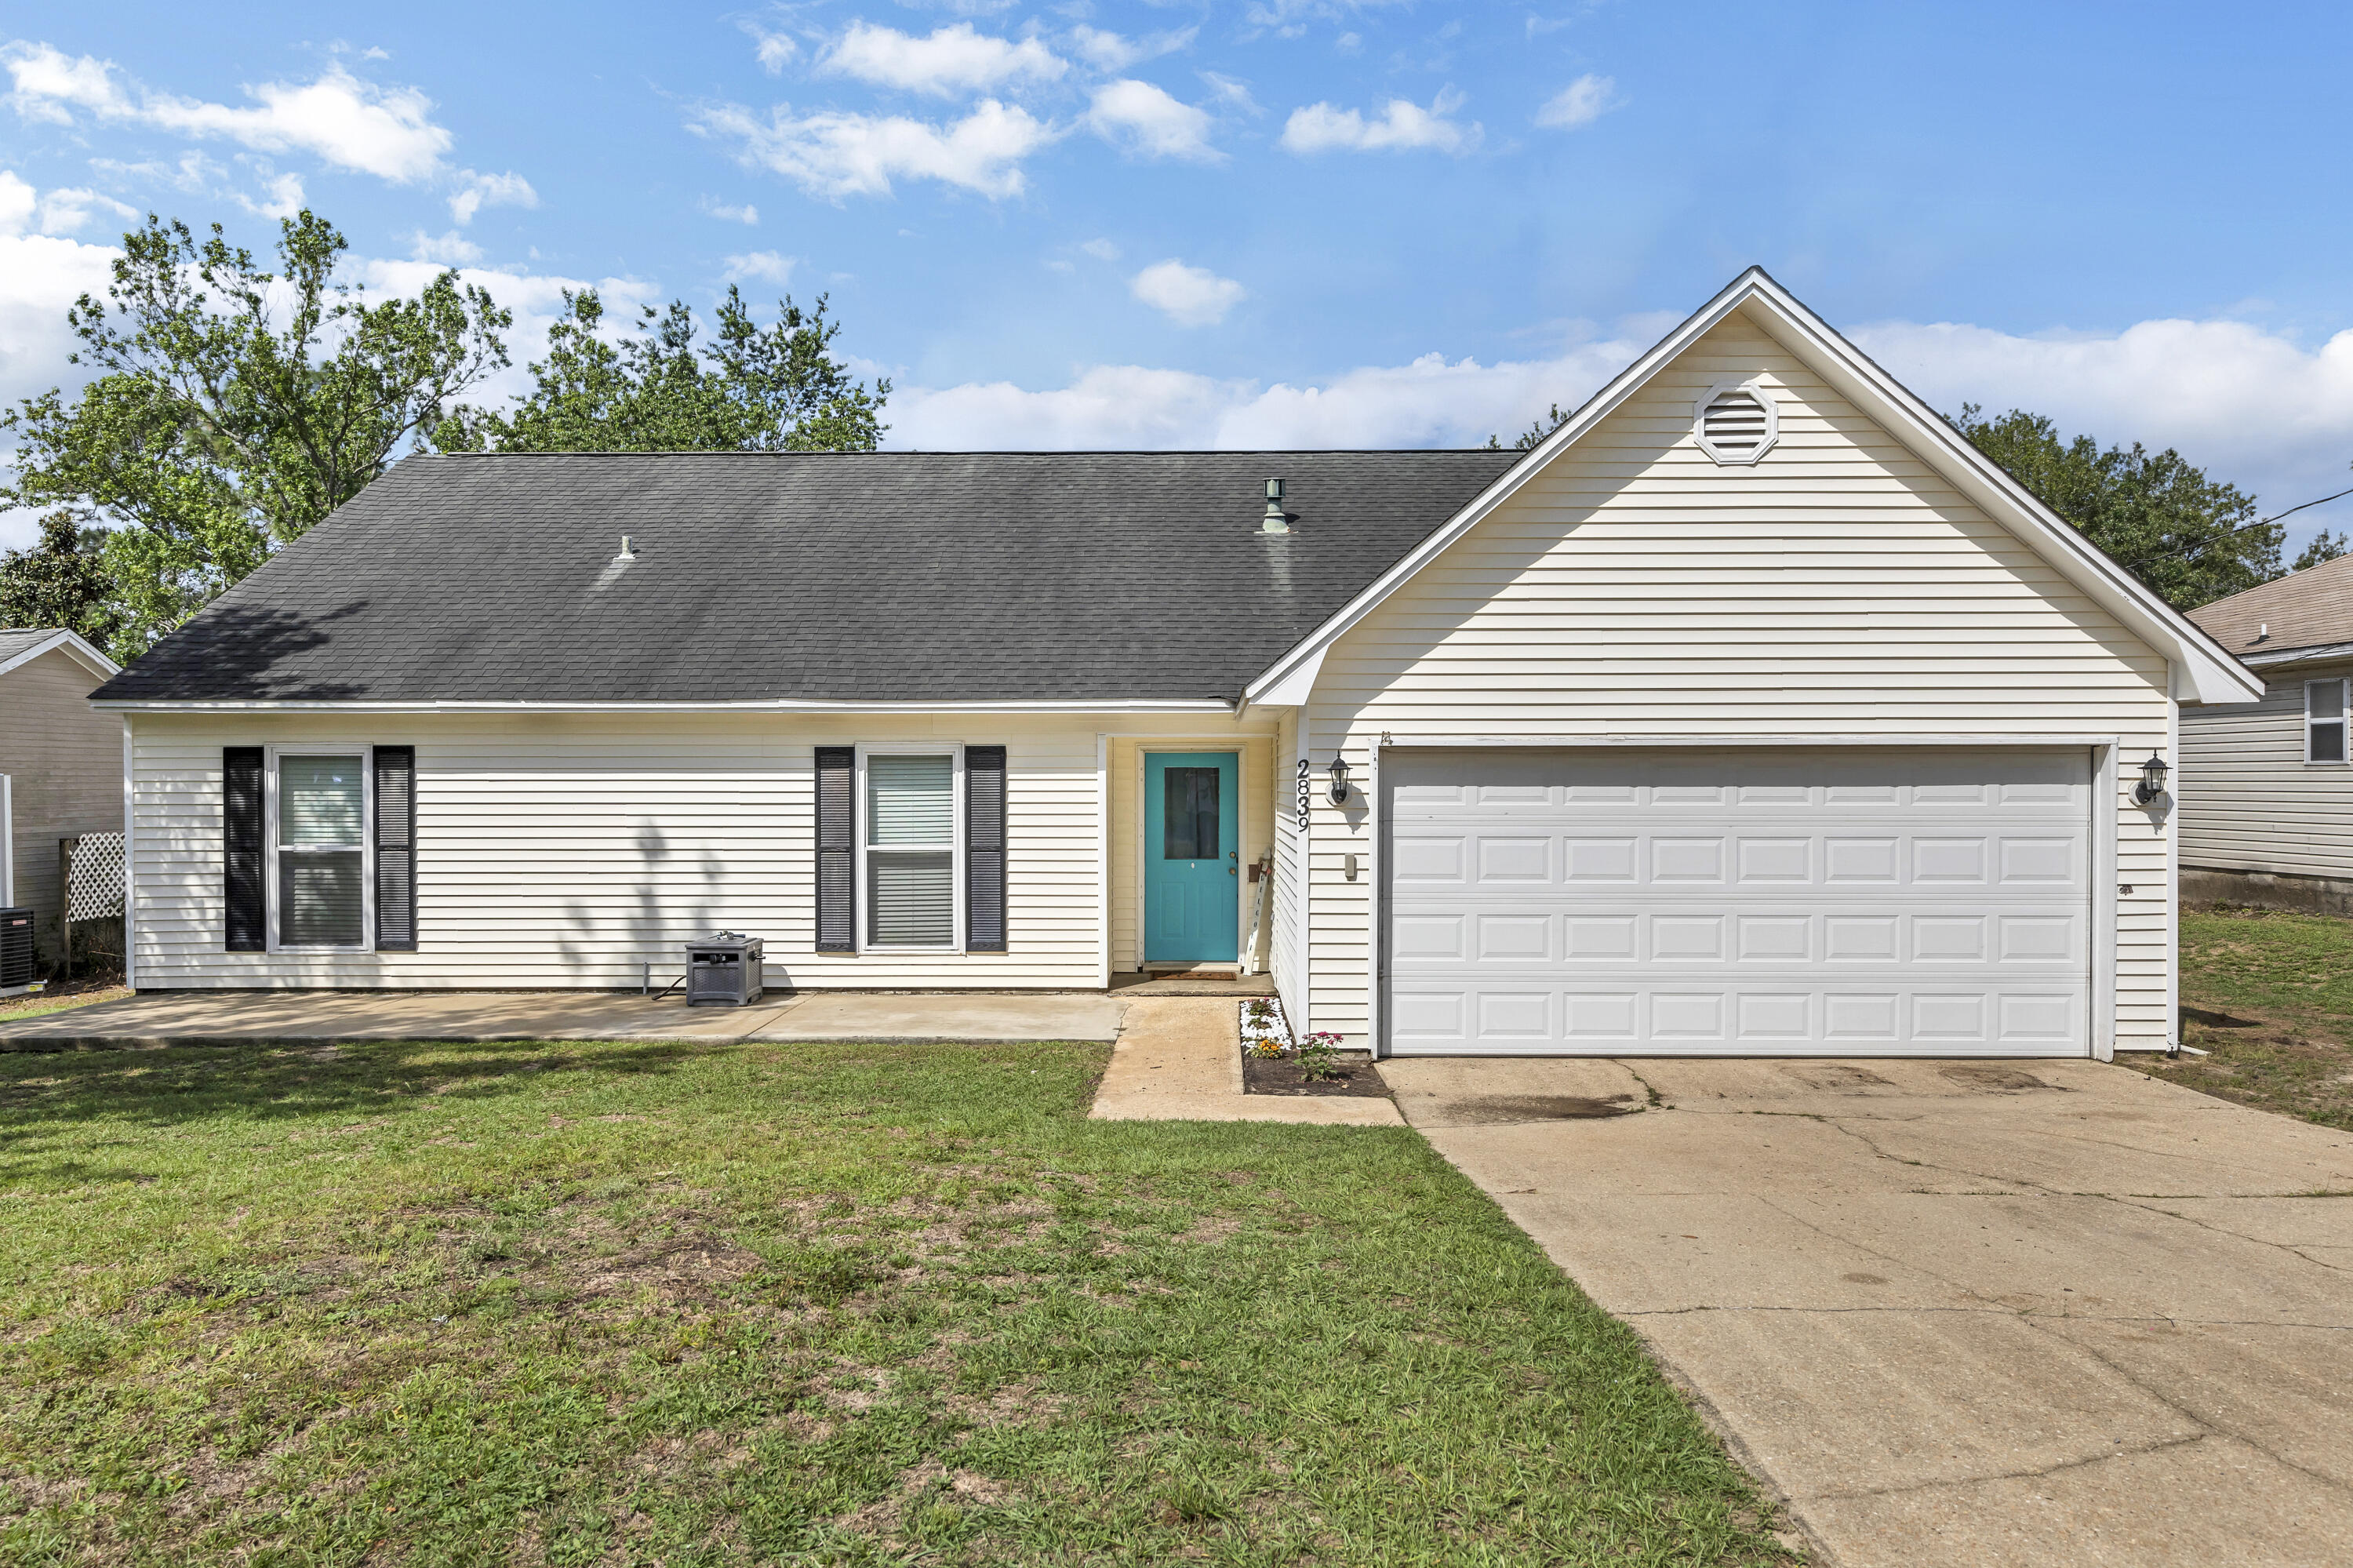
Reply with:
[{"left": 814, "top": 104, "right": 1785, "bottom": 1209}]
[{"left": 1296, "top": 758, "right": 1312, "bottom": 830}]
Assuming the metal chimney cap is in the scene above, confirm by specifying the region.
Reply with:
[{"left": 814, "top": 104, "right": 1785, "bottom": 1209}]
[{"left": 1261, "top": 476, "right": 1289, "bottom": 533}]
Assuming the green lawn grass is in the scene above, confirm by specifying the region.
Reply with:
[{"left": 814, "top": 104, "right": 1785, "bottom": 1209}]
[
  {"left": 2137, "top": 907, "right": 2353, "bottom": 1130},
  {"left": 0, "top": 1037, "right": 1791, "bottom": 1566}
]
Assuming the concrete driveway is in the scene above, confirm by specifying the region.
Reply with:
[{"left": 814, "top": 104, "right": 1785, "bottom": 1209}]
[{"left": 1380, "top": 1056, "right": 2353, "bottom": 1568}]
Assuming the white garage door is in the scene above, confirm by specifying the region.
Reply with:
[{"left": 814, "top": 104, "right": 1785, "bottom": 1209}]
[{"left": 1384, "top": 748, "right": 2092, "bottom": 1057}]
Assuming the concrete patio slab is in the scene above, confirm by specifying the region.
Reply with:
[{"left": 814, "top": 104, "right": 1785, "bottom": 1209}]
[
  {"left": 0, "top": 988, "right": 1126, "bottom": 1049},
  {"left": 751, "top": 991, "right": 1125, "bottom": 1042},
  {"left": 1089, "top": 997, "right": 1402, "bottom": 1126},
  {"left": 1380, "top": 1054, "right": 2353, "bottom": 1567}
]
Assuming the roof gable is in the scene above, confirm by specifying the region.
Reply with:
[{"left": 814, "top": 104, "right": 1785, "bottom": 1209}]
[
  {"left": 1245, "top": 269, "right": 2264, "bottom": 708},
  {"left": 0, "top": 628, "right": 120, "bottom": 682}
]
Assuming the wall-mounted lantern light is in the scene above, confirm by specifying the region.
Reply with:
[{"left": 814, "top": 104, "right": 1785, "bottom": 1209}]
[
  {"left": 2134, "top": 751, "right": 2169, "bottom": 805},
  {"left": 1327, "top": 754, "right": 1352, "bottom": 804}
]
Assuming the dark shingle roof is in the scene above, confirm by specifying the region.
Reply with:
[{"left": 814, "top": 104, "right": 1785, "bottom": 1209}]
[
  {"left": 0, "top": 629, "right": 59, "bottom": 664},
  {"left": 94, "top": 450, "right": 1521, "bottom": 704}
]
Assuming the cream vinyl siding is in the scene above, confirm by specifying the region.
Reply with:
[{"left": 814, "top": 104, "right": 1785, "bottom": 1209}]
[
  {"left": 1296, "top": 309, "right": 2173, "bottom": 1050},
  {"left": 1269, "top": 707, "right": 1306, "bottom": 1019},
  {"left": 1101, "top": 729, "right": 1277, "bottom": 973},
  {"left": 2179, "top": 660, "right": 2353, "bottom": 879},
  {"left": 129, "top": 711, "right": 1257, "bottom": 991}
]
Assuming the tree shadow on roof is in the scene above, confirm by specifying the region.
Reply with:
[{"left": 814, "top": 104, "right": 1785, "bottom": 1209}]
[{"left": 108, "top": 601, "right": 374, "bottom": 700}]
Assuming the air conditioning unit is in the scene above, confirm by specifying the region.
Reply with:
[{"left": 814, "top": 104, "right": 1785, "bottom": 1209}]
[{"left": 0, "top": 906, "right": 34, "bottom": 994}]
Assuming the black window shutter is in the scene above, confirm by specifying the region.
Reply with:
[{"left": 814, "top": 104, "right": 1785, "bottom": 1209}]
[
  {"left": 966, "top": 745, "right": 1007, "bottom": 952},
  {"left": 224, "top": 747, "right": 265, "bottom": 951},
  {"left": 373, "top": 746, "right": 417, "bottom": 951},
  {"left": 816, "top": 746, "right": 856, "bottom": 951}
]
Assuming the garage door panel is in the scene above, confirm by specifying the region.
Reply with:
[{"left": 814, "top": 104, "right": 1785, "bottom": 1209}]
[{"left": 1384, "top": 748, "right": 2091, "bottom": 1057}]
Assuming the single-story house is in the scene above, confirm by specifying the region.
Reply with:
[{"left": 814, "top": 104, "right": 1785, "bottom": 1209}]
[
  {"left": 88, "top": 269, "right": 2261, "bottom": 1058},
  {"left": 2180, "top": 555, "right": 2353, "bottom": 911},
  {"left": 2, "top": 627, "right": 125, "bottom": 964}
]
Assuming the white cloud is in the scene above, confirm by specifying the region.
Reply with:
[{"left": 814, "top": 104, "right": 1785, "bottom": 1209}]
[
  {"left": 0, "top": 170, "right": 35, "bottom": 234},
  {"left": 1281, "top": 88, "right": 1478, "bottom": 155},
  {"left": 1080, "top": 237, "right": 1121, "bottom": 261},
  {"left": 1, "top": 40, "right": 129, "bottom": 121},
  {"left": 741, "top": 22, "right": 798, "bottom": 75},
  {"left": 237, "top": 169, "right": 307, "bottom": 220},
  {"left": 1085, "top": 80, "right": 1218, "bottom": 162},
  {"left": 406, "top": 229, "right": 482, "bottom": 264},
  {"left": 1130, "top": 259, "right": 1246, "bottom": 328},
  {"left": 722, "top": 249, "right": 795, "bottom": 284},
  {"left": 1068, "top": 25, "right": 1196, "bottom": 72},
  {"left": 0, "top": 182, "right": 122, "bottom": 548},
  {"left": 1855, "top": 315, "right": 2353, "bottom": 544},
  {"left": 693, "top": 97, "right": 1055, "bottom": 199},
  {"left": 0, "top": 169, "right": 121, "bottom": 235},
  {"left": 0, "top": 42, "right": 529, "bottom": 218},
  {"left": 886, "top": 339, "right": 1640, "bottom": 452},
  {"left": 701, "top": 198, "right": 759, "bottom": 224},
  {"left": 449, "top": 168, "right": 536, "bottom": 225},
  {"left": 1199, "top": 73, "right": 1260, "bottom": 115},
  {"left": 1536, "top": 73, "right": 1622, "bottom": 129},
  {"left": 818, "top": 22, "right": 1067, "bottom": 97}
]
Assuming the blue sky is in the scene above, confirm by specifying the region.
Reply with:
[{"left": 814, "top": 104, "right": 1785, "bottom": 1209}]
[{"left": 6, "top": 1, "right": 2353, "bottom": 552}]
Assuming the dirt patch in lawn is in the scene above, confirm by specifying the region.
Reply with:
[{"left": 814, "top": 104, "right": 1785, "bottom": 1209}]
[
  {"left": 2132, "top": 1002, "right": 2353, "bottom": 1131},
  {"left": 1240, "top": 1050, "right": 1392, "bottom": 1098}
]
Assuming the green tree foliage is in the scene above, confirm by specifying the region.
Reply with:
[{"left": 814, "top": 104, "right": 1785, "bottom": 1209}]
[
  {"left": 435, "top": 286, "right": 889, "bottom": 454},
  {"left": 2295, "top": 528, "right": 2349, "bottom": 573},
  {"left": 0, "top": 515, "right": 120, "bottom": 649},
  {"left": 1486, "top": 401, "right": 1572, "bottom": 451},
  {"left": 0, "top": 211, "right": 511, "bottom": 656},
  {"left": 1953, "top": 405, "right": 2277, "bottom": 609}
]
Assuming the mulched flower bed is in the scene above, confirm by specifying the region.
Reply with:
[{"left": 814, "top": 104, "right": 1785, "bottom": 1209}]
[{"left": 1241, "top": 1049, "right": 1394, "bottom": 1098}]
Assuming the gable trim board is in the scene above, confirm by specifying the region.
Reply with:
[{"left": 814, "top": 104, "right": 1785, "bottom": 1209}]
[
  {"left": 0, "top": 629, "right": 119, "bottom": 683},
  {"left": 1246, "top": 267, "right": 2260, "bottom": 711}
]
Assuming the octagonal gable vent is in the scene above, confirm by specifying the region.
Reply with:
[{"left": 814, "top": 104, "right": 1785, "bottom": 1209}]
[{"left": 1694, "top": 380, "right": 1778, "bottom": 466}]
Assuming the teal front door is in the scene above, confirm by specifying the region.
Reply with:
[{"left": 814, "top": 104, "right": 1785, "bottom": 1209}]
[{"left": 1144, "top": 751, "right": 1240, "bottom": 963}]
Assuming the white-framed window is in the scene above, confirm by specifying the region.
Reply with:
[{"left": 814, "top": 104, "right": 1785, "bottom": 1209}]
[
  {"left": 269, "top": 750, "right": 371, "bottom": 950},
  {"left": 2309, "top": 679, "right": 2350, "bottom": 764},
  {"left": 860, "top": 748, "right": 961, "bottom": 950}
]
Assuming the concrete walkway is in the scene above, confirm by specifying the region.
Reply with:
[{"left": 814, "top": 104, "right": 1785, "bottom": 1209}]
[
  {"left": 1089, "top": 997, "right": 1402, "bottom": 1126},
  {"left": 0, "top": 988, "right": 1126, "bottom": 1048},
  {"left": 1381, "top": 1056, "right": 2353, "bottom": 1568}
]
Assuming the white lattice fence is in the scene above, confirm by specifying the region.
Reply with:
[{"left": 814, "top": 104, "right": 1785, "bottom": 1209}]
[{"left": 64, "top": 831, "right": 125, "bottom": 922}]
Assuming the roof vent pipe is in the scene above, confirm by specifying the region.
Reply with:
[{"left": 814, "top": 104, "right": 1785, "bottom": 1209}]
[
  {"left": 1261, "top": 477, "right": 1288, "bottom": 534},
  {"left": 616, "top": 534, "right": 638, "bottom": 562}
]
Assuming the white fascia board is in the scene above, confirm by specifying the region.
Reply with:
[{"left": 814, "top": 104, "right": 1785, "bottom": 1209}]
[
  {"left": 89, "top": 697, "right": 1238, "bottom": 715},
  {"left": 0, "top": 629, "right": 120, "bottom": 682},
  {"left": 1242, "top": 266, "right": 2265, "bottom": 710},
  {"left": 2236, "top": 640, "right": 2353, "bottom": 671}
]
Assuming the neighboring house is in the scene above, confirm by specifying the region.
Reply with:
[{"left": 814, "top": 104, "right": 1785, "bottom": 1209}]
[
  {"left": 1, "top": 628, "right": 125, "bottom": 961},
  {"left": 88, "top": 269, "right": 2260, "bottom": 1059},
  {"left": 2180, "top": 556, "right": 2353, "bottom": 910}
]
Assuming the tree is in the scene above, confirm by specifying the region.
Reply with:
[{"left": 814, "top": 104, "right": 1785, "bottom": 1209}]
[
  {"left": 1952, "top": 405, "right": 2276, "bottom": 609},
  {"left": 0, "top": 514, "right": 120, "bottom": 649},
  {"left": 2295, "top": 528, "right": 2349, "bottom": 573},
  {"left": 436, "top": 286, "right": 888, "bottom": 453},
  {"left": 0, "top": 211, "right": 511, "bottom": 655},
  {"left": 1486, "top": 401, "right": 1572, "bottom": 452}
]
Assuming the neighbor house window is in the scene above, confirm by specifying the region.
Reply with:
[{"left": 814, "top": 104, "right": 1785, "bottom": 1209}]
[
  {"left": 864, "top": 752, "right": 957, "bottom": 948},
  {"left": 274, "top": 753, "right": 369, "bottom": 948},
  {"left": 2309, "top": 680, "right": 2351, "bottom": 764}
]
